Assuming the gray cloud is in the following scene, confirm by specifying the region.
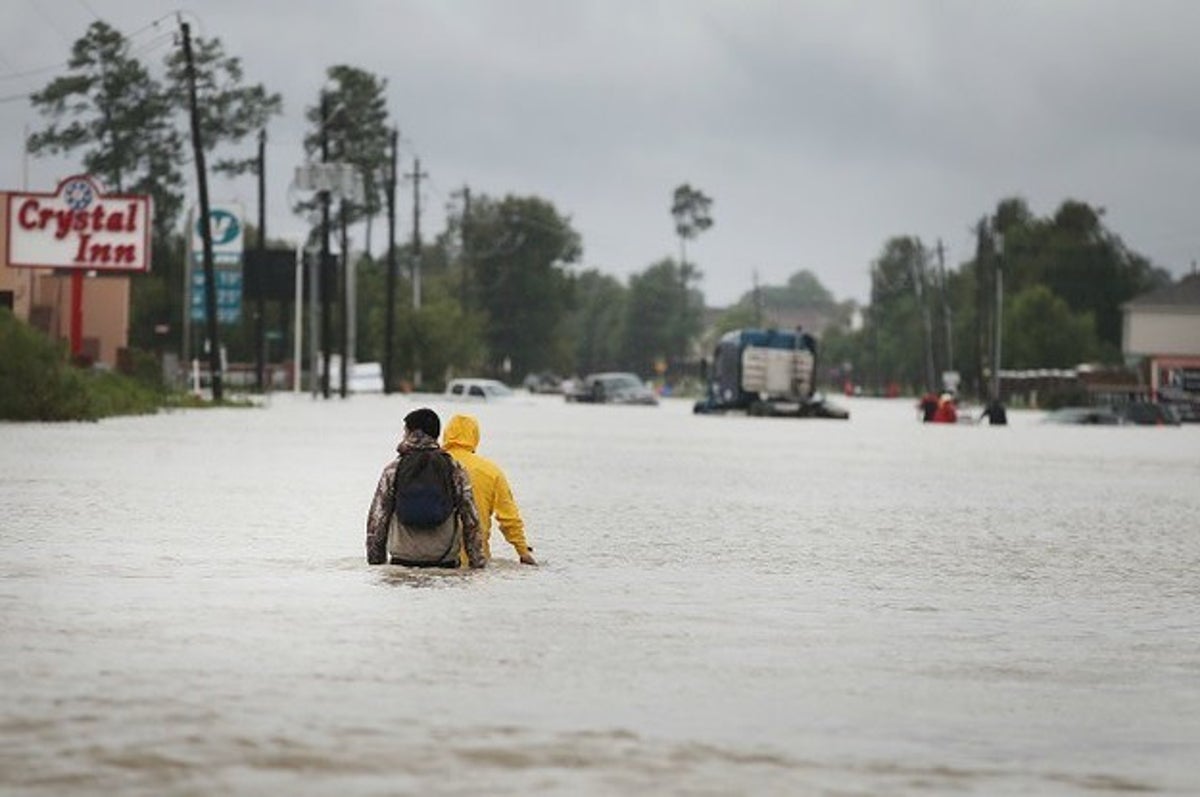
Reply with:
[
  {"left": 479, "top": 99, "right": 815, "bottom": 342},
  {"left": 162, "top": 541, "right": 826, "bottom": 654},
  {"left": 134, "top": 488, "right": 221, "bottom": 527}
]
[{"left": 3, "top": 0, "right": 1199, "bottom": 307}]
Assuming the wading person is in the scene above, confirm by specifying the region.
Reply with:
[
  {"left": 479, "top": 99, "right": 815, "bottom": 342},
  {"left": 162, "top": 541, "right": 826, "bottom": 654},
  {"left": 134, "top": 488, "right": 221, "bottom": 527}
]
[
  {"left": 442, "top": 413, "right": 537, "bottom": 566},
  {"left": 366, "top": 408, "right": 486, "bottom": 568},
  {"left": 979, "top": 399, "right": 1008, "bottom": 426},
  {"left": 932, "top": 393, "right": 959, "bottom": 424}
]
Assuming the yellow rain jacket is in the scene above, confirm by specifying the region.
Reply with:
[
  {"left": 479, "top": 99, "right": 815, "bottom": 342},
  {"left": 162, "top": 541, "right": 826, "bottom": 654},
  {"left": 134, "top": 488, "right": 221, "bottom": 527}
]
[{"left": 443, "top": 414, "right": 532, "bottom": 564}]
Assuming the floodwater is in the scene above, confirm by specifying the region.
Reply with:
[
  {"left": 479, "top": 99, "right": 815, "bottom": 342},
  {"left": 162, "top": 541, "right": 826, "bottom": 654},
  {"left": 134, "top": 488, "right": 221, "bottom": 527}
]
[{"left": 1, "top": 393, "right": 1198, "bottom": 796}]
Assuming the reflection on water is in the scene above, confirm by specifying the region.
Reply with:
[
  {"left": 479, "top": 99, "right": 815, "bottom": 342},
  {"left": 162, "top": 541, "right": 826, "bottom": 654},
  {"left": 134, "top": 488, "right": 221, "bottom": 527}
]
[{"left": 1, "top": 394, "right": 1198, "bottom": 795}]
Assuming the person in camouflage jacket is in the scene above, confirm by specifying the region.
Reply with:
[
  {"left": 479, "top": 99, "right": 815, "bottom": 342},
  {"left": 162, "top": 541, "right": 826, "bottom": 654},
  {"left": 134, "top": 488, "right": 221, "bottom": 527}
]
[{"left": 365, "top": 408, "right": 486, "bottom": 568}]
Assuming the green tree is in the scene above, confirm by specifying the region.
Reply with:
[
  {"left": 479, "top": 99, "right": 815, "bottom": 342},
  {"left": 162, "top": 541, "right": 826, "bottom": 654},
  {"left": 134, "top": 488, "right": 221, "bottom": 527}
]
[
  {"left": 164, "top": 34, "right": 282, "bottom": 176},
  {"left": 564, "top": 269, "right": 627, "bottom": 375},
  {"left": 863, "top": 236, "right": 931, "bottom": 393},
  {"left": 467, "top": 195, "right": 581, "bottom": 378},
  {"left": 671, "top": 183, "right": 713, "bottom": 265},
  {"left": 27, "top": 20, "right": 184, "bottom": 239},
  {"left": 1004, "top": 284, "right": 1100, "bottom": 368},
  {"left": 760, "top": 269, "right": 835, "bottom": 308},
  {"left": 670, "top": 183, "right": 713, "bottom": 317},
  {"left": 300, "top": 65, "right": 391, "bottom": 248},
  {"left": 621, "top": 258, "right": 704, "bottom": 379},
  {"left": 713, "top": 302, "right": 761, "bottom": 337},
  {"left": 987, "top": 197, "right": 1169, "bottom": 354}
]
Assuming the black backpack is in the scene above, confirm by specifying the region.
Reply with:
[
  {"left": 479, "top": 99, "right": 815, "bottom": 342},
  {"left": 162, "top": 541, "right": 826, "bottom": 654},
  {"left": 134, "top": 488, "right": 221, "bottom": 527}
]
[{"left": 392, "top": 449, "right": 457, "bottom": 529}]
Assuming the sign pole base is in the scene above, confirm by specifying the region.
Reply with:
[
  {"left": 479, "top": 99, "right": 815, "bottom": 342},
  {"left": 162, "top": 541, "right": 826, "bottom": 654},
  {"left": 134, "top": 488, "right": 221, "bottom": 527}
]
[{"left": 69, "top": 271, "right": 84, "bottom": 359}]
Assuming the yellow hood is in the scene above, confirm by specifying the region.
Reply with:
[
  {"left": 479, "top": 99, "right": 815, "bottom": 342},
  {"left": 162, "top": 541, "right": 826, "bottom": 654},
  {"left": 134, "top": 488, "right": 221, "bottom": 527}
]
[{"left": 443, "top": 413, "right": 480, "bottom": 453}]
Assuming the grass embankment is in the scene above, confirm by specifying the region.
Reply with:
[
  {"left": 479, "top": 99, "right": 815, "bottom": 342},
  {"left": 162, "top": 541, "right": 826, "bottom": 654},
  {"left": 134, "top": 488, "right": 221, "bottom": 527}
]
[{"left": 0, "top": 308, "right": 246, "bottom": 421}]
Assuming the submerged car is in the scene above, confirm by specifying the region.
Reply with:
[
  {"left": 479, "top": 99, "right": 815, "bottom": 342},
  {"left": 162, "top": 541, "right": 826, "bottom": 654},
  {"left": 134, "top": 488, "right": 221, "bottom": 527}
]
[
  {"left": 445, "top": 378, "right": 514, "bottom": 401},
  {"left": 1042, "top": 407, "right": 1123, "bottom": 425},
  {"left": 566, "top": 372, "right": 658, "bottom": 405},
  {"left": 1118, "top": 402, "right": 1181, "bottom": 426},
  {"left": 1042, "top": 403, "right": 1182, "bottom": 426},
  {"left": 523, "top": 371, "right": 564, "bottom": 394}
]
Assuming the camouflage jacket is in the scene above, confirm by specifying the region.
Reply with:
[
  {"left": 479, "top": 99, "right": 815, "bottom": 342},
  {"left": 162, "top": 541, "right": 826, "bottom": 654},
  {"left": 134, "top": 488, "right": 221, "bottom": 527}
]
[{"left": 365, "top": 429, "right": 486, "bottom": 567}]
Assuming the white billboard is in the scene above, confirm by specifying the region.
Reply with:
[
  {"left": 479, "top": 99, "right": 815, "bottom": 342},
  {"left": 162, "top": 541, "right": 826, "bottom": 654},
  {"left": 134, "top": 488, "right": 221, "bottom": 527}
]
[{"left": 6, "top": 175, "right": 152, "bottom": 272}]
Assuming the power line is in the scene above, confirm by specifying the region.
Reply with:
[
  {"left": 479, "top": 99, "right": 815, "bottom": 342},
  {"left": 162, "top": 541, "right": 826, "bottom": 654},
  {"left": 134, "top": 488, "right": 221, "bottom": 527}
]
[
  {"left": 0, "top": 90, "right": 35, "bottom": 104},
  {"left": 0, "top": 11, "right": 178, "bottom": 82},
  {"left": 0, "top": 31, "right": 174, "bottom": 105},
  {"left": 22, "top": 0, "right": 76, "bottom": 47},
  {"left": 74, "top": 0, "right": 101, "bottom": 20}
]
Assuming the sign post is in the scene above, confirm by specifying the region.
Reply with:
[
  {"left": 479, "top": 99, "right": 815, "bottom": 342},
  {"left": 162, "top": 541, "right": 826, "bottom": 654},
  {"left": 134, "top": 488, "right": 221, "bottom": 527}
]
[{"left": 4, "top": 174, "right": 151, "bottom": 358}]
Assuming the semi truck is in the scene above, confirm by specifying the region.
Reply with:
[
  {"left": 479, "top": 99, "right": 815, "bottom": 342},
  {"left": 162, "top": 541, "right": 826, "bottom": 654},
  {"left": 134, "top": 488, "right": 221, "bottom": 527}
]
[{"left": 692, "top": 327, "right": 848, "bottom": 419}]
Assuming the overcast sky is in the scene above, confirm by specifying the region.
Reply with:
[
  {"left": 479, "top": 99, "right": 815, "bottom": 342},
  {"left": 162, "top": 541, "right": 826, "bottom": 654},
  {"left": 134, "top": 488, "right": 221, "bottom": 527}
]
[{"left": 4, "top": 0, "right": 1200, "bottom": 306}]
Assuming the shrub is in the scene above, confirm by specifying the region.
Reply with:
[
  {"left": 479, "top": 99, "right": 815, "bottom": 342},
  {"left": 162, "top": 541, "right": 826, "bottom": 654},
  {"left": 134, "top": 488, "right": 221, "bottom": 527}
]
[
  {"left": 0, "top": 309, "right": 159, "bottom": 421},
  {"left": 0, "top": 308, "right": 94, "bottom": 420}
]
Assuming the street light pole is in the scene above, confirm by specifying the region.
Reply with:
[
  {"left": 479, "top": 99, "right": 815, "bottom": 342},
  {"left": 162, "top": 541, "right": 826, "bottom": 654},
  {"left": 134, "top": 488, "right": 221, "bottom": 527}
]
[
  {"left": 339, "top": 197, "right": 349, "bottom": 399},
  {"left": 407, "top": 157, "right": 427, "bottom": 388},
  {"left": 319, "top": 91, "right": 333, "bottom": 400},
  {"left": 992, "top": 233, "right": 1004, "bottom": 402},
  {"left": 384, "top": 128, "right": 398, "bottom": 394}
]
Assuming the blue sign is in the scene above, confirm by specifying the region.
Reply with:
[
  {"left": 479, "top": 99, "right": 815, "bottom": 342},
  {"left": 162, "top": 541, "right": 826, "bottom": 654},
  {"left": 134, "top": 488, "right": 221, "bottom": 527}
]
[
  {"left": 190, "top": 267, "right": 243, "bottom": 323},
  {"left": 190, "top": 205, "right": 245, "bottom": 265}
]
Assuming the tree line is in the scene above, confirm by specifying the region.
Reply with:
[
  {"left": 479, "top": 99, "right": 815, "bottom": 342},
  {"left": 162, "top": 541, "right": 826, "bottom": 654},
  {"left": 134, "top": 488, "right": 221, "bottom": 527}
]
[
  {"left": 821, "top": 198, "right": 1172, "bottom": 398},
  {"left": 24, "top": 19, "right": 716, "bottom": 390},
  {"left": 23, "top": 20, "right": 1171, "bottom": 397}
]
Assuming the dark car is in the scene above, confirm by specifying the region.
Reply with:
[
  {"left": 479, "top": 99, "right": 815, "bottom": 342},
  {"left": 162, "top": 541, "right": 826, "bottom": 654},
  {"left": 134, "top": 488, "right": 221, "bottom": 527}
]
[
  {"left": 1042, "top": 407, "right": 1123, "bottom": 425},
  {"left": 1156, "top": 386, "right": 1199, "bottom": 423},
  {"left": 566, "top": 372, "right": 658, "bottom": 405},
  {"left": 1118, "top": 402, "right": 1182, "bottom": 426}
]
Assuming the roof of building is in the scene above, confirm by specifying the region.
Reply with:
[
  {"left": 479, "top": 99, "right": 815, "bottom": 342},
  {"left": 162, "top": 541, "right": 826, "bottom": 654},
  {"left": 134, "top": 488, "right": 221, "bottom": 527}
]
[{"left": 1125, "top": 273, "right": 1200, "bottom": 308}]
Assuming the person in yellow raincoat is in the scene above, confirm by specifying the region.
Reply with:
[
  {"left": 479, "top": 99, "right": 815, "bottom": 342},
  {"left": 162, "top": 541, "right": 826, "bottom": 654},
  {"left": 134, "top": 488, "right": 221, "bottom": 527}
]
[{"left": 442, "top": 414, "right": 538, "bottom": 566}]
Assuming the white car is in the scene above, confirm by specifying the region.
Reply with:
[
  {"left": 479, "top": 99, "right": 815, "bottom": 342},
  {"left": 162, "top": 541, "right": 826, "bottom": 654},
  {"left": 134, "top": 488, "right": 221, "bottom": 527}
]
[{"left": 445, "top": 378, "right": 514, "bottom": 401}]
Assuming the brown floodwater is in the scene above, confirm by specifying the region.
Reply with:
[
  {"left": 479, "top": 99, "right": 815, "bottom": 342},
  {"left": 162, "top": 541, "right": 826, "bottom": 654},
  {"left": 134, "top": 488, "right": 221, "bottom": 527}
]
[{"left": 2, "top": 393, "right": 1198, "bottom": 795}]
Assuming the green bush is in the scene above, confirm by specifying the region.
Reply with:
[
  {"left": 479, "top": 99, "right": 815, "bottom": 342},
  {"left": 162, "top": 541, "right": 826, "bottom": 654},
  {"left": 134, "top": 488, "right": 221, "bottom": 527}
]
[
  {"left": 84, "top": 371, "right": 161, "bottom": 417},
  {"left": 119, "top": 346, "right": 168, "bottom": 393},
  {"left": 0, "top": 308, "right": 158, "bottom": 421},
  {"left": 0, "top": 308, "right": 91, "bottom": 420}
]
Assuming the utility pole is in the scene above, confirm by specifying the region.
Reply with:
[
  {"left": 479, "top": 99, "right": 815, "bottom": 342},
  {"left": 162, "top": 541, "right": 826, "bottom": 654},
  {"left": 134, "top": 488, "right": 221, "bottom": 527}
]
[
  {"left": 407, "top": 158, "right": 428, "bottom": 310},
  {"left": 869, "top": 265, "right": 880, "bottom": 395},
  {"left": 319, "top": 92, "right": 332, "bottom": 399},
  {"left": 973, "top": 218, "right": 990, "bottom": 400},
  {"left": 992, "top": 233, "right": 1004, "bottom": 402},
  {"left": 909, "top": 242, "right": 936, "bottom": 393},
  {"left": 180, "top": 19, "right": 223, "bottom": 402},
  {"left": 407, "top": 158, "right": 428, "bottom": 388},
  {"left": 460, "top": 184, "right": 471, "bottom": 311},
  {"left": 255, "top": 128, "right": 266, "bottom": 392},
  {"left": 752, "top": 270, "right": 764, "bottom": 328},
  {"left": 384, "top": 128, "right": 398, "bottom": 394},
  {"left": 937, "top": 238, "right": 952, "bottom": 372},
  {"left": 339, "top": 197, "right": 349, "bottom": 399}
]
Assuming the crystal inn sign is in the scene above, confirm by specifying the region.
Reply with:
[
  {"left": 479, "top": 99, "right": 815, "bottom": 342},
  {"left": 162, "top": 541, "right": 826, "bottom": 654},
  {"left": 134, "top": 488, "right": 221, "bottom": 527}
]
[{"left": 6, "top": 175, "right": 151, "bottom": 272}]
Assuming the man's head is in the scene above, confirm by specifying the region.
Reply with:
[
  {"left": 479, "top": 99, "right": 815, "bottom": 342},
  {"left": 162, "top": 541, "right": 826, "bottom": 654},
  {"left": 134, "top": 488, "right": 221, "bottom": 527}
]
[{"left": 404, "top": 407, "right": 441, "bottom": 438}]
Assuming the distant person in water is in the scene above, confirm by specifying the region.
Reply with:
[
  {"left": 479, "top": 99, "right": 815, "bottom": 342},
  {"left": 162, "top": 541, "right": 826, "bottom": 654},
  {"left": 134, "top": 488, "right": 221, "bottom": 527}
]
[
  {"left": 931, "top": 393, "right": 958, "bottom": 424},
  {"left": 979, "top": 399, "right": 1008, "bottom": 426},
  {"left": 442, "top": 413, "right": 537, "bottom": 566},
  {"left": 918, "top": 391, "right": 939, "bottom": 422},
  {"left": 365, "top": 408, "right": 486, "bottom": 568}
]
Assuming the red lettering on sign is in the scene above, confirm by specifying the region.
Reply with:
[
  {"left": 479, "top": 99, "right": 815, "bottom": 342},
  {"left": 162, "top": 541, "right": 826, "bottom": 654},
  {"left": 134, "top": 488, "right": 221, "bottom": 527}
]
[
  {"left": 17, "top": 199, "right": 39, "bottom": 229},
  {"left": 74, "top": 233, "right": 91, "bottom": 263}
]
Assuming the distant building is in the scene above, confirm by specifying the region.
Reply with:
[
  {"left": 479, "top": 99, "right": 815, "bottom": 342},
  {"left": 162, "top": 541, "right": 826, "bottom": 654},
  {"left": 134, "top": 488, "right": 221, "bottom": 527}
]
[{"left": 1122, "top": 273, "right": 1200, "bottom": 410}]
